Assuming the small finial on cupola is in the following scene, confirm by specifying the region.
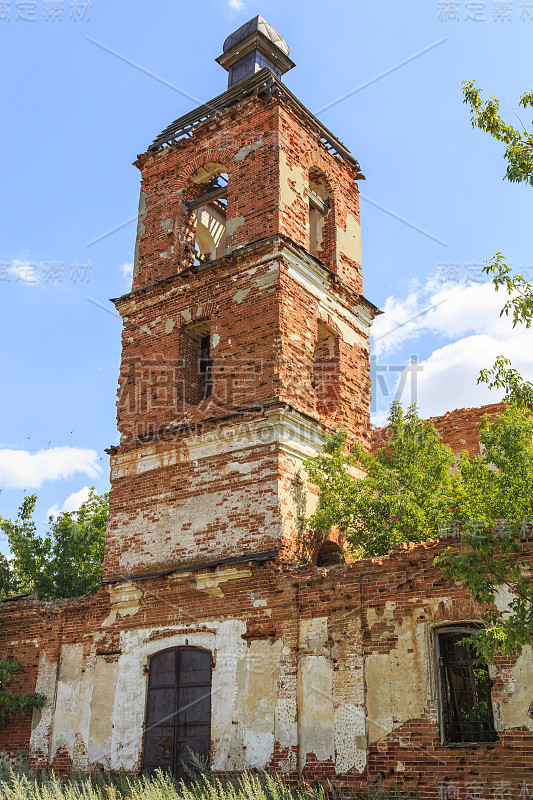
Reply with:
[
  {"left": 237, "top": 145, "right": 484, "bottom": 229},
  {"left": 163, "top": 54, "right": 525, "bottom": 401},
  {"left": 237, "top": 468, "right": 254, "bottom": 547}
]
[{"left": 216, "top": 15, "right": 295, "bottom": 89}]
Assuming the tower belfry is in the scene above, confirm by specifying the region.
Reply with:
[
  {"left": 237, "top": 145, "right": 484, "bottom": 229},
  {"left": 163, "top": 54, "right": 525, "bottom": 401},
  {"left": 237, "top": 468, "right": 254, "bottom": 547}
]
[{"left": 105, "top": 18, "right": 377, "bottom": 580}]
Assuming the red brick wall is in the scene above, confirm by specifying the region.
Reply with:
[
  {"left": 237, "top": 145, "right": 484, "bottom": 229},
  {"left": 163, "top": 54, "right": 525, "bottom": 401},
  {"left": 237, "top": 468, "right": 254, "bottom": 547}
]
[
  {"left": 133, "top": 96, "right": 363, "bottom": 294},
  {"left": 3, "top": 543, "right": 532, "bottom": 795},
  {"left": 0, "top": 599, "right": 62, "bottom": 755},
  {"left": 372, "top": 402, "right": 505, "bottom": 457}
]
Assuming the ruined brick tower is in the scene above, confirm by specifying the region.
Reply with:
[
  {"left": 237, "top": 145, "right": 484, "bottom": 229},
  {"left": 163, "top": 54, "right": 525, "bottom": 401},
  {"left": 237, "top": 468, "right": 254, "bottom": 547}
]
[
  {"left": 104, "top": 16, "right": 377, "bottom": 581},
  {"left": 3, "top": 20, "right": 533, "bottom": 791}
]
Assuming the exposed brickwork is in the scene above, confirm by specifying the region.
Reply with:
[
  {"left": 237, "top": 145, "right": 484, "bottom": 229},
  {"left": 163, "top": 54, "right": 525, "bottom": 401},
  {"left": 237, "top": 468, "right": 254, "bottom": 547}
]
[
  {"left": 2, "top": 541, "right": 532, "bottom": 795},
  {"left": 372, "top": 402, "right": 505, "bottom": 457},
  {"left": 106, "top": 80, "right": 373, "bottom": 578},
  {"left": 2, "top": 34, "right": 530, "bottom": 799}
]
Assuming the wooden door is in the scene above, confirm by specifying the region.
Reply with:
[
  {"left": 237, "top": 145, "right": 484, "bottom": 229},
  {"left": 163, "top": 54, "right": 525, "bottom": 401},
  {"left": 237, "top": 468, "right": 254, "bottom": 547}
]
[{"left": 141, "top": 647, "right": 212, "bottom": 780}]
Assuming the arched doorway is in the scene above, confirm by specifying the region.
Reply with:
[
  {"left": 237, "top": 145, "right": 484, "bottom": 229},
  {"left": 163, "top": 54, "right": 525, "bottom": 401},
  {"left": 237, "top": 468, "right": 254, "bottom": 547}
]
[{"left": 141, "top": 647, "right": 212, "bottom": 780}]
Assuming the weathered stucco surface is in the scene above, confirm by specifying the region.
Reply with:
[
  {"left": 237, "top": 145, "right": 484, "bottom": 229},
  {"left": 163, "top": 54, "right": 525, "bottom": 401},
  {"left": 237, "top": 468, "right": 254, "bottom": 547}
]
[{"left": 366, "top": 601, "right": 431, "bottom": 744}]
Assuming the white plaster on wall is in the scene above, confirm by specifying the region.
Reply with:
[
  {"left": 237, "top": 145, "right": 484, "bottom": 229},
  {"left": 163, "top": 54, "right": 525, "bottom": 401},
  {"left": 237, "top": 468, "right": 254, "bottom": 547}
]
[
  {"left": 298, "top": 655, "right": 335, "bottom": 768},
  {"left": 334, "top": 704, "right": 366, "bottom": 775},
  {"left": 365, "top": 602, "right": 429, "bottom": 744},
  {"left": 300, "top": 617, "right": 328, "bottom": 654},
  {"left": 283, "top": 249, "right": 370, "bottom": 345},
  {"left": 498, "top": 646, "right": 533, "bottom": 732},
  {"left": 29, "top": 651, "right": 57, "bottom": 762},
  {"left": 336, "top": 213, "right": 363, "bottom": 268},
  {"left": 279, "top": 151, "right": 306, "bottom": 211}
]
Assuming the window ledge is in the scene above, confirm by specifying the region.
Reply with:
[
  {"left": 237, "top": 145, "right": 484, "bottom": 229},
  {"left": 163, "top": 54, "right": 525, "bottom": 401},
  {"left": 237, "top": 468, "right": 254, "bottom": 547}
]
[{"left": 438, "top": 739, "right": 501, "bottom": 749}]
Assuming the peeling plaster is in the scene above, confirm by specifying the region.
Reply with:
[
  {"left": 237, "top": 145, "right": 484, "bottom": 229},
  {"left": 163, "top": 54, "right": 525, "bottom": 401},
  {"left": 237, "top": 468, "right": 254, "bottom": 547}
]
[
  {"left": 334, "top": 704, "right": 366, "bottom": 775},
  {"left": 298, "top": 655, "right": 335, "bottom": 768},
  {"left": 88, "top": 660, "right": 118, "bottom": 765},
  {"left": 498, "top": 646, "right": 533, "bottom": 732},
  {"left": 103, "top": 582, "right": 143, "bottom": 627},
  {"left": 365, "top": 602, "right": 429, "bottom": 744},
  {"left": 300, "top": 617, "right": 328, "bottom": 654},
  {"left": 50, "top": 644, "right": 93, "bottom": 767},
  {"left": 30, "top": 651, "right": 57, "bottom": 762},
  {"left": 284, "top": 250, "right": 369, "bottom": 344},
  {"left": 195, "top": 567, "right": 253, "bottom": 598},
  {"left": 243, "top": 640, "right": 282, "bottom": 768},
  {"left": 335, "top": 213, "right": 362, "bottom": 267},
  {"left": 279, "top": 151, "right": 306, "bottom": 211},
  {"left": 226, "top": 216, "right": 245, "bottom": 237},
  {"left": 235, "top": 138, "right": 264, "bottom": 162},
  {"left": 233, "top": 287, "right": 251, "bottom": 304}
]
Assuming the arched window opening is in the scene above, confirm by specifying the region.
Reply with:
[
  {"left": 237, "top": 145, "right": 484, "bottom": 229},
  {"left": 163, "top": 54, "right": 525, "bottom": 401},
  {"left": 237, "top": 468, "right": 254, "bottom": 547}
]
[
  {"left": 181, "top": 320, "right": 213, "bottom": 405},
  {"left": 187, "top": 164, "right": 228, "bottom": 265},
  {"left": 308, "top": 168, "right": 330, "bottom": 259},
  {"left": 316, "top": 540, "right": 344, "bottom": 567},
  {"left": 141, "top": 646, "right": 212, "bottom": 781},
  {"left": 435, "top": 626, "right": 497, "bottom": 744}
]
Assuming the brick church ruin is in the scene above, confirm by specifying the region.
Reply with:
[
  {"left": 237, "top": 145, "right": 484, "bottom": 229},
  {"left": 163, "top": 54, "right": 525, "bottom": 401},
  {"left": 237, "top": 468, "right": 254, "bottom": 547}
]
[{"left": 1, "top": 17, "right": 533, "bottom": 796}]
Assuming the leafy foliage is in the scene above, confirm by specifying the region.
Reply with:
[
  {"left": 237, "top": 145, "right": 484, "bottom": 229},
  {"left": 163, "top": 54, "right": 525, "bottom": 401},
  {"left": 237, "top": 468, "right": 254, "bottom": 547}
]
[
  {"left": 478, "top": 354, "right": 533, "bottom": 410},
  {"left": 305, "top": 403, "right": 533, "bottom": 658},
  {"left": 0, "top": 659, "right": 45, "bottom": 729},
  {"left": 462, "top": 80, "right": 533, "bottom": 186},
  {"left": 435, "top": 405, "right": 533, "bottom": 659},
  {"left": 0, "top": 555, "right": 21, "bottom": 602},
  {"left": 305, "top": 403, "right": 458, "bottom": 557},
  {"left": 478, "top": 253, "right": 533, "bottom": 332},
  {"left": 0, "top": 488, "right": 108, "bottom": 601}
]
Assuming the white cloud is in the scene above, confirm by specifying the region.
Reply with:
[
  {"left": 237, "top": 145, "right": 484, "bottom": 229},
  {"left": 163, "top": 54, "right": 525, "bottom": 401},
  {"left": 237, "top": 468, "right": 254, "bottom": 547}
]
[
  {"left": 371, "top": 276, "right": 533, "bottom": 420},
  {"left": 120, "top": 262, "right": 133, "bottom": 283},
  {"left": 47, "top": 485, "right": 91, "bottom": 519},
  {"left": 372, "top": 278, "right": 511, "bottom": 356},
  {"left": 0, "top": 447, "right": 101, "bottom": 490},
  {"left": 228, "top": 0, "right": 244, "bottom": 10}
]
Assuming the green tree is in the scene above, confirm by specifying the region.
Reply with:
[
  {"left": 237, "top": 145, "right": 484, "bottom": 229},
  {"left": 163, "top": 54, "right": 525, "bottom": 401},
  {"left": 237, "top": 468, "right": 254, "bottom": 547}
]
[
  {"left": 0, "top": 553, "right": 21, "bottom": 601},
  {"left": 305, "top": 402, "right": 458, "bottom": 558},
  {"left": 462, "top": 81, "right": 533, "bottom": 335},
  {"left": 305, "top": 402, "right": 533, "bottom": 659},
  {"left": 462, "top": 80, "right": 533, "bottom": 187},
  {"left": 0, "top": 658, "right": 46, "bottom": 729},
  {"left": 440, "top": 81, "right": 533, "bottom": 658},
  {"left": 0, "top": 488, "right": 108, "bottom": 601}
]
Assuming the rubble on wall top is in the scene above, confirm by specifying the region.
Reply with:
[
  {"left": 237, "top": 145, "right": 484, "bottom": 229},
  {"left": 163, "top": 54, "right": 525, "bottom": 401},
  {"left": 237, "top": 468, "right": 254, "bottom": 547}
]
[{"left": 145, "top": 68, "right": 363, "bottom": 176}]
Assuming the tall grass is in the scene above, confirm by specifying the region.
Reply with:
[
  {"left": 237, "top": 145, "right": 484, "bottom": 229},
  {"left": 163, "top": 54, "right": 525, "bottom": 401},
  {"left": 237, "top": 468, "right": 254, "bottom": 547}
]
[{"left": 0, "top": 753, "right": 418, "bottom": 800}]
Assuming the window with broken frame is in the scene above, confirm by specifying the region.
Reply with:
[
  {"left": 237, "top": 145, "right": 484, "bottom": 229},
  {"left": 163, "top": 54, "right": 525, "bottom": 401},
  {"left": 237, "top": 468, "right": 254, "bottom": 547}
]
[{"left": 435, "top": 626, "right": 498, "bottom": 744}]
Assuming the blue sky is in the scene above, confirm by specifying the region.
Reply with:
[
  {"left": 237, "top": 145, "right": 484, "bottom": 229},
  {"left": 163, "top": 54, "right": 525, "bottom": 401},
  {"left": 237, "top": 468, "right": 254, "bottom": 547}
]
[{"left": 0, "top": 0, "right": 532, "bottom": 544}]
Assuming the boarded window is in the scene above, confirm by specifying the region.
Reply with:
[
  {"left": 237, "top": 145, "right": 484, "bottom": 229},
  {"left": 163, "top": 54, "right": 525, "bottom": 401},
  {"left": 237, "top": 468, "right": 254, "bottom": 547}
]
[
  {"left": 142, "top": 647, "right": 212, "bottom": 781},
  {"left": 436, "top": 628, "right": 497, "bottom": 744}
]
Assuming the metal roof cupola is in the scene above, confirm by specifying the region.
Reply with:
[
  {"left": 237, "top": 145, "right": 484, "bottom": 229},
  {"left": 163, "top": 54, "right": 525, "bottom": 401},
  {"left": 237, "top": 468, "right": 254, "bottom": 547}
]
[{"left": 216, "top": 15, "right": 295, "bottom": 89}]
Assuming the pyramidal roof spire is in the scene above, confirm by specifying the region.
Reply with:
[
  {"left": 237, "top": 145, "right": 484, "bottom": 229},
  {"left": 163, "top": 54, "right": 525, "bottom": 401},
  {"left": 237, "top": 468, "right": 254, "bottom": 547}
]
[{"left": 216, "top": 15, "right": 295, "bottom": 89}]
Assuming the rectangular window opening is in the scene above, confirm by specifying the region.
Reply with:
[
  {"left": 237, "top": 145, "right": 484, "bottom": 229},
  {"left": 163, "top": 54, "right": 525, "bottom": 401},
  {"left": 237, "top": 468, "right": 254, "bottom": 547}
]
[
  {"left": 436, "top": 627, "right": 498, "bottom": 744},
  {"left": 181, "top": 321, "right": 212, "bottom": 405}
]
